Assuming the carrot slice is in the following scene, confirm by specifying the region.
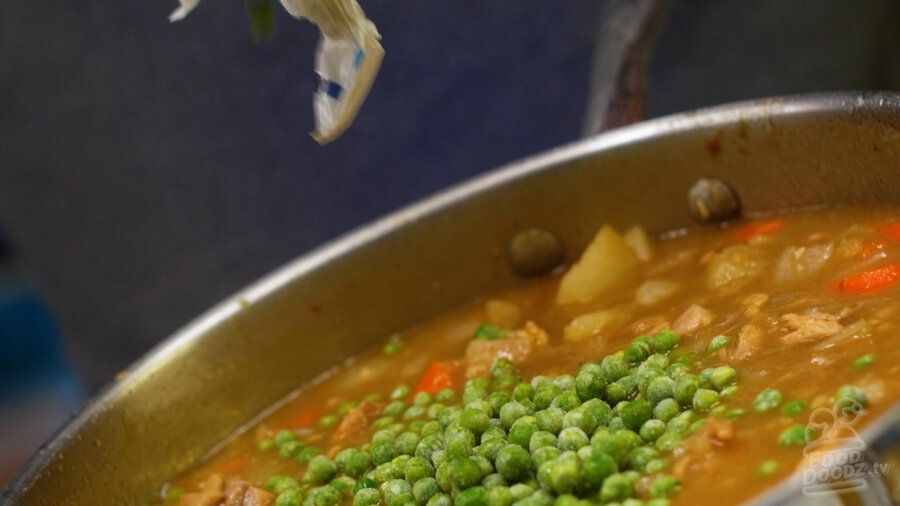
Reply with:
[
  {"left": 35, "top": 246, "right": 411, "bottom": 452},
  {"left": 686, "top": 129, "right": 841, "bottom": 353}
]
[
  {"left": 835, "top": 264, "right": 900, "bottom": 294},
  {"left": 732, "top": 219, "right": 786, "bottom": 242},
  {"left": 859, "top": 242, "right": 885, "bottom": 258},
  {"left": 285, "top": 405, "right": 325, "bottom": 428},
  {"left": 216, "top": 455, "right": 247, "bottom": 476},
  {"left": 411, "top": 360, "right": 455, "bottom": 397},
  {"left": 880, "top": 222, "right": 900, "bottom": 240}
]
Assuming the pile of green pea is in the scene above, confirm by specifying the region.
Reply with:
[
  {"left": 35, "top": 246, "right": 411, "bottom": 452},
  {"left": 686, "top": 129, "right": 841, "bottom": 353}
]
[{"left": 259, "top": 328, "right": 764, "bottom": 506}]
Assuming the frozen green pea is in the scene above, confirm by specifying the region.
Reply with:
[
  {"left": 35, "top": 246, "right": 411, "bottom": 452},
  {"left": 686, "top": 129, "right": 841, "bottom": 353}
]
[
  {"left": 654, "top": 432, "right": 681, "bottom": 453},
  {"left": 551, "top": 392, "right": 581, "bottom": 411},
  {"left": 352, "top": 488, "right": 381, "bottom": 506},
  {"left": 782, "top": 400, "right": 808, "bottom": 416},
  {"left": 599, "top": 473, "right": 635, "bottom": 502},
  {"left": 266, "top": 475, "right": 301, "bottom": 494},
  {"left": 535, "top": 407, "right": 565, "bottom": 435},
  {"left": 624, "top": 341, "right": 651, "bottom": 365},
  {"left": 509, "top": 484, "right": 534, "bottom": 501},
  {"left": 720, "top": 385, "right": 739, "bottom": 399},
  {"left": 391, "top": 385, "right": 412, "bottom": 401},
  {"left": 562, "top": 408, "right": 597, "bottom": 435},
  {"left": 557, "top": 427, "right": 589, "bottom": 451},
  {"left": 403, "top": 406, "right": 426, "bottom": 420},
  {"left": 513, "top": 382, "right": 534, "bottom": 402},
  {"left": 413, "top": 392, "right": 432, "bottom": 407},
  {"left": 297, "top": 446, "right": 320, "bottom": 464},
  {"left": 456, "top": 486, "right": 487, "bottom": 506},
  {"left": 590, "top": 433, "right": 628, "bottom": 467},
  {"left": 335, "top": 448, "right": 372, "bottom": 478},
  {"left": 459, "top": 409, "right": 491, "bottom": 435},
  {"left": 627, "top": 446, "right": 658, "bottom": 472},
  {"left": 477, "top": 438, "right": 507, "bottom": 462},
  {"left": 581, "top": 451, "right": 617, "bottom": 489},
  {"left": 653, "top": 330, "right": 680, "bottom": 353},
  {"left": 692, "top": 389, "right": 719, "bottom": 413},
  {"left": 444, "top": 426, "right": 476, "bottom": 459},
  {"left": 709, "top": 366, "right": 737, "bottom": 391},
  {"left": 330, "top": 476, "right": 356, "bottom": 497},
  {"left": 778, "top": 424, "right": 810, "bottom": 447},
  {"left": 707, "top": 335, "right": 730, "bottom": 353},
  {"left": 639, "top": 419, "right": 666, "bottom": 442},
  {"left": 753, "top": 388, "right": 783, "bottom": 412},
  {"left": 546, "top": 459, "right": 580, "bottom": 495},
  {"left": 484, "top": 392, "right": 508, "bottom": 416},
  {"left": 382, "top": 479, "right": 413, "bottom": 506},
  {"left": 371, "top": 441, "right": 396, "bottom": 465},
  {"left": 644, "top": 458, "right": 669, "bottom": 474},
  {"left": 604, "top": 382, "right": 627, "bottom": 405},
  {"left": 665, "top": 362, "right": 691, "bottom": 379},
  {"left": 836, "top": 385, "right": 868, "bottom": 409},
  {"left": 499, "top": 402, "right": 533, "bottom": 429},
  {"left": 481, "top": 473, "right": 506, "bottom": 489},
  {"left": 304, "top": 456, "right": 338, "bottom": 484},
  {"left": 601, "top": 355, "right": 630, "bottom": 383},
  {"left": 646, "top": 376, "right": 676, "bottom": 405},
  {"left": 509, "top": 416, "right": 539, "bottom": 448},
  {"left": 275, "top": 430, "right": 296, "bottom": 447},
  {"left": 445, "top": 458, "right": 482, "bottom": 489},
  {"left": 404, "top": 456, "right": 435, "bottom": 482},
  {"left": 649, "top": 475, "right": 680, "bottom": 498},
  {"left": 529, "top": 431, "right": 557, "bottom": 452},
  {"left": 726, "top": 408, "right": 745, "bottom": 419},
  {"left": 384, "top": 401, "right": 406, "bottom": 417},
  {"left": 495, "top": 445, "right": 532, "bottom": 481},
  {"left": 481, "top": 426, "right": 507, "bottom": 443},
  {"left": 575, "top": 369, "right": 607, "bottom": 401},
  {"left": 533, "top": 383, "right": 563, "bottom": 410},
  {"left": 756, "top": 460, "right": 778, "bottom": 476},
  {"left": 853, "top": 353, "right": 875, "bottom": 369},
  {"left": 621, "top": 399, "right": 652, "bottom": 431},
  {"left": 653, "top": 398, "right": 680, "bottom": 422},
  {"left": 412, "top": 477, "right": 439, "bottom": 503},
  {"left": 673, "top": 375, "right": 700, "bottom": 407},
  {"left": 395, "top": 432, "right": 421, "bottom": 456},
  {"left": 426, "top": 493, "right": 452, "bottom": 506},
  {"left": 531, "top": 446, "right": 561, "bottom": 468}
]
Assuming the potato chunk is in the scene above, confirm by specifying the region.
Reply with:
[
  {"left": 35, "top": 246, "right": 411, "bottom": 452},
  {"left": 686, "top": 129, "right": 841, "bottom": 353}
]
[
  {"left": 556, "top": 225, "right": 639, "bottom": 305},
  {"left": 706, "top": 244, "right": 765, "bottom": 294},
  {"left": 563, "top": 305, "right": 633, "bottom": 343}
]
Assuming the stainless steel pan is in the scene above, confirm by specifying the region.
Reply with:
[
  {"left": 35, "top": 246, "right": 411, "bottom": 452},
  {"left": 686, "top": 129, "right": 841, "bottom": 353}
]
[{"left": 4, "top": 92, "right": 900, "bottom": 505}]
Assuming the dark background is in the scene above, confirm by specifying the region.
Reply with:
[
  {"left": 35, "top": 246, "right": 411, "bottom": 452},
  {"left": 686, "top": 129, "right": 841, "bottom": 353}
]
[{"left": 0, "top": 0, "right": 897, "bottom": 394}]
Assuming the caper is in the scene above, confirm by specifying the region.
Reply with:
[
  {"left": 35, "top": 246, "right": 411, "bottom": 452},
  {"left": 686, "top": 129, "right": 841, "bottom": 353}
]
[
  {"left": 508, "top": 228, "right": 565, "bottom": 277},
  {"left": 687, "top": 177, "right": 741, "bottom": 223}
]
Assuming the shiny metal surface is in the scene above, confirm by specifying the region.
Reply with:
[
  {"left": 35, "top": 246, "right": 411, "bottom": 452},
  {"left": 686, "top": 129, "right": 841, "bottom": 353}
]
[{"left": 4, "top": 92, "right": 900, "bottom": 505}]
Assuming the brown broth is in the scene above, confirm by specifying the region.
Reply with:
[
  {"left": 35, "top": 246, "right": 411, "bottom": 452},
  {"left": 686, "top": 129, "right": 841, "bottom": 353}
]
[{"left": 167, "top": 208, "right": 900, "bottom": 505}]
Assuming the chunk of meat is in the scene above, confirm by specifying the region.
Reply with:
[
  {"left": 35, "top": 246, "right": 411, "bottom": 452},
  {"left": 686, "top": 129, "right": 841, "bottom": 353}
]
[
  {"left": 781, "top": 311, "right": 844, "bottom": 345},
  {"left": 672, "top": 418, "right": 734, "bottom": 480},
  {"left": 730, "top": 323, "right": 764, "bottom": 361},
  {"left": 672, "top": 305, "right": 715, "bottom": 335},
  {"left": 332, "top": 400, "right": 382, "bottom": 445},
  {"left": 741, "top": 293, "right": 769, "bottom": 317},
  {"left": 630, "top": 315, "right": 671, "bottom": 336},
  {"left": 485, "top": 299, "right": 522, "bottom": 328},
  {"left": 773, "top": 243, "right": 833, "bottom": 284},
  {"left": 706, "top": 244, "right": 766, "bottom": 294},
  {"left": 224, "top": 480, "right": 275, "bottom": 506},
  {"left": 179, "top": 474, "right": 225, "bottom": 506},
  {"left": 465, "top": 321, "right": 549, "bottom": 377},
  {"left": 563, "top": 305, "right": 632, "bottom": 343}
]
